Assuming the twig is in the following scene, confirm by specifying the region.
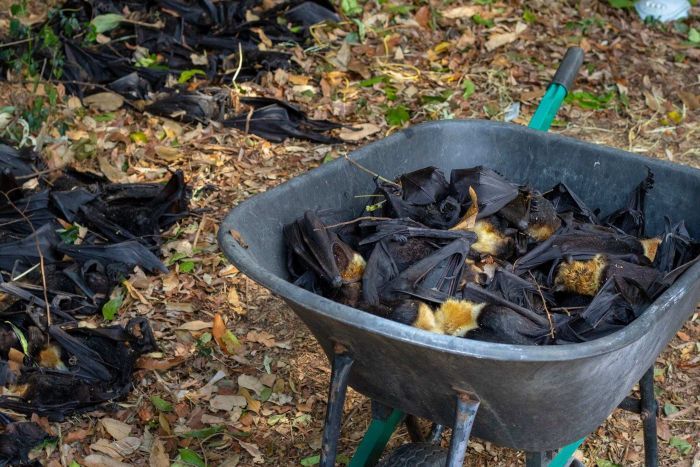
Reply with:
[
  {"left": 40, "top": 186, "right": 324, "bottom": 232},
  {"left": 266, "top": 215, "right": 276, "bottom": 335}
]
[
  {"left": 231, "top": 42, "right": 244, "bottom": 87},
  {"left": 343, "top": 154, "right": 401, "bottom": 188},
  {"left": 529, "top": 271, "right": 555, "bottom": 338},
  {"left": 0, "top": 38, "right": 33, "bottom": 48},
  {"left": 15, "top": 167, "right": 63, "bottom": 180},
  {"left": 315, "top": 216, "right": 393, "bottom": 230},
  {"left": 1, "top": 193, "right": 51, "bottom": 326},
  {"left": 193, "top": 213, "right": 207, "bottom": 249}
]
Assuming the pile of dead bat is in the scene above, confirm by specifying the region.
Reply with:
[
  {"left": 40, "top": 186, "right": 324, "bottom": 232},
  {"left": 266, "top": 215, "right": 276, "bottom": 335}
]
[
  {"left": 285, "top": 165, "right": 699, "bottom": 346},
  {"left": 0, "top": 0, "right": 343, "bottom": 143},
  {"left": 0, "top": 142, "right": 189, "bottom": 465}
]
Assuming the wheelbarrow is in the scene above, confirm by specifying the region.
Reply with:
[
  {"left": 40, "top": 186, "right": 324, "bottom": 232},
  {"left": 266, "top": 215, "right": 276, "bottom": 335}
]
[{"left": 218, "top": 48, "right": 700, "bottom": 466}]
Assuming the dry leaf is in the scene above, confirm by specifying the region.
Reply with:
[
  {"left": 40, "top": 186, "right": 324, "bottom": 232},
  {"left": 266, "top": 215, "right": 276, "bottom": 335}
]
[
  {"left": 239, "top": 388, "right": 261, "bottom": 414},
  {"left": 414, "top": 5, "right": 430, "bottom": 28},
  {"left": 238, "top": 374, "right": 264, "bottom": 395},
  {"left": 177, "top": 321, "right": 212, "bottom": 331},
  {"left": 149, "top": 437, "right": 169, "bottom": 467},
  {"left": 84, "top": 454, "right": 131, "bottom": 467},
  {"left": 83, "top": 92, "right": 124, "bottom": 112},
  {"left": 98, "top": 156, "right": 128, "bottom": 183},
  {"left": 210, "top": 395, "right": 247, "bottom": 412},
  {"left": 137, "top": 356, "right": 186, "bottom": 371},
  {"left": 213, "top": 313, "right": 240, "bottom": 354},
  {"left": 443, "top": 6, "right": 479, "bottom": 19},
  {"left": 238, "top": 441, "right": 264, "bottom": 463},
  {"left": 228, "top": 287, "right": 245, "bottom": 314},
  {"left": 644, "top": 91, "right": 662, "bottom": 112},
  {"left": 91, "top": 437, "right": 141, "bottom": 458},
  {"left": 339, "top": 123, "right": 382, "bottom": 141},
  {"left": 101, "top": 418, "right": 132, "bottom": 441},
  {"left": 485, "top": 23, "right": 527, "bottom": 51},
  {"left": 64, "top": 428, "right": 92, "bottom": 444},
  {"left": 158, "top": 413, "right": 171, "bottom": 435},
  {"left": 246, "top": 330, "right": 276, "bottom": 347}
]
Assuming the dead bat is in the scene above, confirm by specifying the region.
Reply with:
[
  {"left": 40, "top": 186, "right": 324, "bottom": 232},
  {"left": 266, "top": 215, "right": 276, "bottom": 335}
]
[
  {"left": 652, "top": 217, "right": 699, "bottom": 274},
  {"left": 543, "top": 182, "right": 599, "bottom": 225},
  {"left": 603, "top": 168, "right": 653, "bottom": 237},
  {"left": 359, "top": 218, "right": 475, "bottom": 246},
  {"left": 499, "top": 188, "right": 561, "bottom": 242},
  {"left": 284, "top": 211, "right": 365, "bottom": 289},
  {"left": 376, "top": 182, "right": 462, "bottom": 230},
  {"left": 0, "top": 421, "right": 53, "bottom": 466},
  {"left": 379, "top": 238, "right": 471, "bottom": 304},
  {"left": 487, "top": 268, "right": 552, "bottom": 311},
  {"left": 513, "top": 228, "right": 647, "bottom": 275},
  {"left": 555, "top": 279, "right": 635, "bottom": 343},
  {"left": 553, "top": 254, "right": 661, "bottom": 297},
  {"left": 399, "top": 167, "right": 450, "bottom": 206},
  {"left": 57, "top": 240, "right": 167, "bottom": 274},
  {"left": 449, "top": 166, "right": 519, "bottom": 219}
]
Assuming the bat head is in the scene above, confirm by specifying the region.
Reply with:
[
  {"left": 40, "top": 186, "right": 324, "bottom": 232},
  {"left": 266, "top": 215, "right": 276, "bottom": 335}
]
[
  {"left": 554, "top": 254, "right": 607, "bottom": 296},
  {"left": 470, "top": 219, "right": 513, "bottom": 258},
  {"left": 435, "top": 299, "right": 486, "bottom": 336},
  {"left": 641, "top": 237, "right": 662, "bottom": 263}
]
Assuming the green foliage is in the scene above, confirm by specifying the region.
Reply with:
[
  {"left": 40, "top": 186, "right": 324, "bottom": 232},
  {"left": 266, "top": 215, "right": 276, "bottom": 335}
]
[
  {"left": 150, "top": 395, "right": 174, "bottom": 412},
  {"left": 472, "top": 14, "right": 494, "bottom": 27},
  {"left": 522, "top": 9, "right": 537, "bottom": 24},
  {"left": 688, "top": 28, "right": 700, "bottom": 44},
  {"left": 179, "top": 261, "right": 195, "bottom": 273},
  {"left": 102, "top": 294, "right": 123, "bottom": 320},
  {"left": 180, "top": 426, "right": 224, "bottom": 439},
  {"left": 608, "top": 0, "right": 634, "bottom": 8},
  {"left": 91, "top": 13, "right": 124, "bottom": 34},
  {"left": 6, "top": 322, "right": 28, "bottom": 355},
  {"left": 58, "top": 225, "right": 80, "bottom": 244},
  {"left": 663, "top": 402, "right": 679, "bottom": 416},
  {"left": 669, "top": 437, "right": 692, "bottom": 455},
  {"left": 178, "top": 69, "right": 206, "bottom": 84},
  {"left": 385, "top": 105, "right": 410, "bottom": 126},
  {"left": 176, "top": 448, "right": 205, "bottom": 467},
  {"left": 596, "top": 460, "right": 621, "bottom": 467},
  {"left": 300, "top": 455, "right": 320, "bottom": 466},
  {"left": 462, "top": 79, "right": 476, "bottom": 99},
  {"left": 340, "top": 0, "right": 363, "bottom": 17},
  {"left": 565, "top": 90, "right": 615, "bottom": 110}
]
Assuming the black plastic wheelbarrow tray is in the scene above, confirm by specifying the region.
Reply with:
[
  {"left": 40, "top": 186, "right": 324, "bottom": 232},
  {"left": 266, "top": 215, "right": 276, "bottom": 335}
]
[{"left": 218, "top": 52, "right": 700, "bottom": 467}]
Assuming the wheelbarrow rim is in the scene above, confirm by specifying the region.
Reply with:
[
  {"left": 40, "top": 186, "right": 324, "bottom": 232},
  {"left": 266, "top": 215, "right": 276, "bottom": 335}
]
[{"left": 218, "top": 120, "right": 700, "bottom": 363}]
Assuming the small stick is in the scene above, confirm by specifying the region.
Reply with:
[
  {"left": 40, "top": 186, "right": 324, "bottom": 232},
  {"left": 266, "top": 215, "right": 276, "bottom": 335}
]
[
  {"left": 315, "top": 216, "right": 393, "bottom": 231},
  {"left": 193, "top": 213, "right": 207, "bottom": 249},
  {"left": 0, "top": 38, "right": 33, "bottom": 48},
  {"left": 15, "top": 167, "right": 63, "bottom": 180},
  {"left": 529, "top": 271, "right": 555, "bottom": 338},
  {"left": 343, "top": 154, "right": 401, "bottom": 188}
]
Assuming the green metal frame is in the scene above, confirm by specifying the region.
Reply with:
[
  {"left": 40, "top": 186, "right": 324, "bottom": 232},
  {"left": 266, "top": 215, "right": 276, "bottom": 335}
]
[{"left": 347, "top": 81, "right": 584, "bottom": 467}]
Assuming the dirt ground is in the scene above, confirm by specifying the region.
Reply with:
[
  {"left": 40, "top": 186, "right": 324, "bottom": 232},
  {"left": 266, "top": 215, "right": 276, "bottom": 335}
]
[{"left": 0, "top": 0, "right": 699, "bottom": 466}]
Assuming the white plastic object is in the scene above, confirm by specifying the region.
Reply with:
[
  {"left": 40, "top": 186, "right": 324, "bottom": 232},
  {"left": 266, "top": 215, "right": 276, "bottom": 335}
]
[{"left": 634, "top": 0, "right": 690, "bottom": 22}]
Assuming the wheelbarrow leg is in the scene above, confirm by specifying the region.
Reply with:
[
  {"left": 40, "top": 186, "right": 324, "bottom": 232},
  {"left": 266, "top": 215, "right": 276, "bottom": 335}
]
[
  {"left": 640, "top": 366, "right": 658, "bottom": 467},
  {"left": 405, "top": 415, "right": 444, "bottom": 445},
  {"left": 445, "top": 392, "right": 480, "bottom": 467},
  {"left": 320, "top": 349, "right": 354, "bottom": 467}
]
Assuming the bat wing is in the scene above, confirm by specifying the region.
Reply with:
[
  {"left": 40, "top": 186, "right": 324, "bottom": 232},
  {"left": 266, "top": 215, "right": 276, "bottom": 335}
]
[
  {"left": 380, "top": 238, "right": 470, "bottom": 304},
  {"left": 399, "top": 167, "right": 449, "bottom": 205},
  {"left": 449, "top": 166, "right": 519, "bottom": 218},
  {"left": 603, "top": 168, "right": 653, "bottom": 237},
  {"left": 543, "top": 182, "right": 599, "bottom": 224},
  {"left": 362, "top": 241, "right": 399, "bottom": 307}
]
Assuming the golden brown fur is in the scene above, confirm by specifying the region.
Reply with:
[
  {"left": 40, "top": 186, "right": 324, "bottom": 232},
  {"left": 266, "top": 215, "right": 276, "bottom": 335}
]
[
  {"left": 470, "top": 220, "right": 512, "bottom": 257},
  {"left": 435, "top": 299, "right": 485, "bottom": 336},
  {"left": 641, "top": 237, "right": 661, "bottom": 263},
  {"left": 340, "top": 253, "right": 366, "bottom": 282},
  {"left": 554, "top": 255, "right": 607, "bottom": 296}
]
